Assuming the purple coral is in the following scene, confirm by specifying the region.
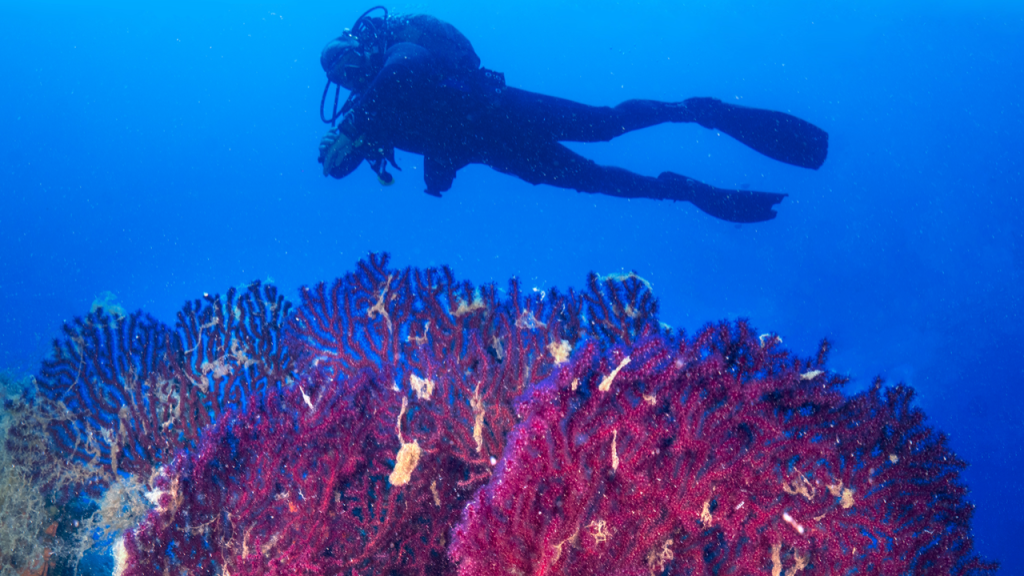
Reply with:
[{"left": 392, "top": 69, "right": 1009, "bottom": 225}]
[
  {"left": 60, "top": 255, "right": 990, "bottom": 576},
  {"left": 9, "top": 282, "right": 294, "bottom": 496},
  {"left": 123, "top": 367, "right": 400, "bottom": 576},
  {"left": 28, "top": 308, "right": 174, "bottom": 492},
  {"left": 123, "top": 255, "right": 617, "bottom": 576},
  {"left": 451, "top": 324, "right": 996, "bottom": 576}
]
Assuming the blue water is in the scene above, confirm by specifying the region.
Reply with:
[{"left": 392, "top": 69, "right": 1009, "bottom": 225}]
[{"left": 1, "top": 0, "right": 1020, "bottom": 571}]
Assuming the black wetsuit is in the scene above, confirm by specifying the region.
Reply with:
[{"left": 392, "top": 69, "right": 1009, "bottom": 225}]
[{"left": 329, "top": 15, "right": 827, "bottom": 222}]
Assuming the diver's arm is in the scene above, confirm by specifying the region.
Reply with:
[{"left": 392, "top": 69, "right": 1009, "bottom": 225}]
[{"left": 321, "top": 43, "right": 434, "bottom": 177}]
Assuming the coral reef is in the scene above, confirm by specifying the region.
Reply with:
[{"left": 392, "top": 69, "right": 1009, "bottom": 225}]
[
  {"left": 6, "top": 282, "right": 294, "bottom": 497},
  {"left": 0, "top": 372, "right": 53, "bottom": 576},
  {"left": 8, "top": 255, "right": 995, "bottom": 576},
  {"left": 123, "top": 254, "right": 660, "bottom": 576},
  {"left": 451, "top": 326, "right": 996, "bottom": 575},
  {"left": 69, "top": 475, "right": 150, "bottom": 571},
  {"left": 123, "top": 368, "right": 400, "bottom": 576}
]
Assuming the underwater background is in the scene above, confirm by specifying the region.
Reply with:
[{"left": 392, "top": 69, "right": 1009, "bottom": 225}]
[{"left": 0, "top": 0, "right": 1020, "bottom": 572}]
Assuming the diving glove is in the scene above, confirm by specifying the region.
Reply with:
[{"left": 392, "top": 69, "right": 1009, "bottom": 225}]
[{"left": 319, "top": 119, "right": 365, "bottom": 178}]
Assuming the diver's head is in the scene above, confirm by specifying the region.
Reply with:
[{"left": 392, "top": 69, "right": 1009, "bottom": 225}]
[
  {"left": 321, "top": 31, "right": 373, "bottom": 92},
  {"left": 322, "top": 7, "right": 390, "bottom": 92},
  {"left": 320, "top": 7, "right": 390, "bottom": 124}
]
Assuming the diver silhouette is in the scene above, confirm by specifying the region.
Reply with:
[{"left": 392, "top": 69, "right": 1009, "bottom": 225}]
[{"left": 317, "top": 7, "right": 828, "bottom": 223}]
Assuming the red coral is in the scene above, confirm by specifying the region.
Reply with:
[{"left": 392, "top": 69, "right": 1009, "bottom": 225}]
[
  {"left": 116, "top": 258, "right": 992, "bottom": 576},
  {"left": 451, "top": 324, "right": 996, "bottom": 576},
  {"left": 122, "top": 256, "right": 668, "bottom": 576},
  {"left": 123, "top": 366, "right": 401, "bottom": 576}
]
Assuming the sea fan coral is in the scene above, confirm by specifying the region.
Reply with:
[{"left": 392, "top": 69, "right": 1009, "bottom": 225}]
[
  {"left": 26, "top": 256, "right": 990, "bottom": 576},
  {"left": 451, "top": 325, "right": 996, "bottom": 576},
  {"left": 120, "top": 256, "right": 665, "bottom": 576},
  {"left": 7, "top": 282, "right": 293, "bottom": 497}
]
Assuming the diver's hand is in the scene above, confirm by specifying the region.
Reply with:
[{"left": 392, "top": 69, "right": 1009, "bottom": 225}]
[
  {"left": 320, "top": 128, "right": 357, "bottom": 177},
  {"left": 318, "top": 127, "right": 341, "bottom": 165}
]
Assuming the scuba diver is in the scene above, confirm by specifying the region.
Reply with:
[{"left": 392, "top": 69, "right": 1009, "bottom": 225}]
[{"left": 317, "top": 7, "right": 829, "bottom": 223}]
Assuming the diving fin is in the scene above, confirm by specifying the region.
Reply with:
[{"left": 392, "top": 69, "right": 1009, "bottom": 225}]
[
  {"left": 658, "top": 172, "right": 786, "bottom": 223},
  {"left": 684, "top": 98, "right": 829, "bottom": 170}
]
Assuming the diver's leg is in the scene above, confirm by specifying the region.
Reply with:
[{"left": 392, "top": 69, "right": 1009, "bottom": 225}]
[
  {"left": 484, "top": 141, "right": 785, "bottom": 222},
  {"left": 497, "top": 89, "right": 828, "bottom": 169},
  {"left": 683, "top": 98, "right": 829, "bottom": 169},
  {"left": 498, "top": 88, "right": 689, "bottom": 142},
  {"left": 483, "top": 139, "right": 660, "bottom": 197},
  {"left": 656, "top": 172, "right": 787, "bottom": 223}
]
